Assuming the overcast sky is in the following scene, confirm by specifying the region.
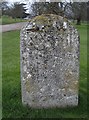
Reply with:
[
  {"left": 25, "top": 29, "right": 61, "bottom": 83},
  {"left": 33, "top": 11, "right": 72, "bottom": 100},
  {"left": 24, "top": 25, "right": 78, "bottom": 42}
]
[
  {"left": 2, "top": 0, "right": 89, "bottom": 3},
  {"left": 6, "top": 0, "right": 51, "bottom": 4},
  {"left": 6, "top": 0, "right": 35, "bottom": 4}
]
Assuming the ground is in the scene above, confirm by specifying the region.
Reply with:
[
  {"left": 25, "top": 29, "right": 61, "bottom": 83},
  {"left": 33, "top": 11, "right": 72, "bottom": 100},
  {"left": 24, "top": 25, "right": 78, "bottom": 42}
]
[
  {"left": 2, "top": 23, "right": 87, "bottom": 118},
  {"left": 1, "top": 22, "right": 27, "bottom": 32}
]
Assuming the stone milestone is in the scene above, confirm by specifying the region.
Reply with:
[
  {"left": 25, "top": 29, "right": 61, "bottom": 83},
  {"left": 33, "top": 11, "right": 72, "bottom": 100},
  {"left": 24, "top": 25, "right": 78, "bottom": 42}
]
[{"left": 20, "top": 14, "right": 80, "bottom": 108}]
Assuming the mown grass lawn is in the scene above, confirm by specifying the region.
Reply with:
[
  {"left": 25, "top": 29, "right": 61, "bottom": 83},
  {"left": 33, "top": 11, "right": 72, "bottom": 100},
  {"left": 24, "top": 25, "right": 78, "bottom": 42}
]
[
  {"left": 0, "top": 15, "right": 27, "bottom": 25},
  {"left": 2, "top": 23, "right": 87, "bottom": 118},
  {"left": 0, "top": 32, "right": 2, "bottom": 120}
]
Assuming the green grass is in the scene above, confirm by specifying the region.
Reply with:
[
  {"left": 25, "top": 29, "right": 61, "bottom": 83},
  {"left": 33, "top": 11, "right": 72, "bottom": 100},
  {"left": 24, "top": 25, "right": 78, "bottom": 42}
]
[
  {"left": 2, "top": 23, "right": 88, "bottom": 118},
  {"left": 0, "top": 32, "right": 2, "bottom": 120},
  {"left": 0, "top": 15, "right": 27, "bottom": 25}
]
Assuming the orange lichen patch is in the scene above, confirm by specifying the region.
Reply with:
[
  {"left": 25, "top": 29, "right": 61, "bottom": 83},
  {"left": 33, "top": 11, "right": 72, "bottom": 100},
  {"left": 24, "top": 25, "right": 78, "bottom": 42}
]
[
  {"left": 65, "top": 71, "right": 73, "bottom": 80},
  {"left": 25, "top": 78, "right": 35, "bottom": 93},
  {"left": 63, "top": 80, "right": 78, "bottom": 95},
  {"left": 59, "top": 28, "right": 65, "bottom": 34},
  {"left": 65, "top": 46, "right": 73, "bottom": 52},
  {"left": 25, "top": 78, "right": 39, "bottom": 93},
  {"left": 63, "top": 17, "right": 68, "bottom": 22},
  {"left": 25, "top": 79, "right": 31, "bottom": 92},
  {"left": 69, "top": 80, "right": 79, "bottom": 93}
]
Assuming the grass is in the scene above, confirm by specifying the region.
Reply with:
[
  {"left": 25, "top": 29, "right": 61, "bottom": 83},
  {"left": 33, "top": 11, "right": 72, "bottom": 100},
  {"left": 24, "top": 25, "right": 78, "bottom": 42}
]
[
  {"left": 0, "top": 15, "right": 27, "bottom": 25},
  {"left": 0, "top": 32, "right": 2, "bottom": 120},
  {"left": 2, "top": 23, "right": 87, "bottom": 118}
]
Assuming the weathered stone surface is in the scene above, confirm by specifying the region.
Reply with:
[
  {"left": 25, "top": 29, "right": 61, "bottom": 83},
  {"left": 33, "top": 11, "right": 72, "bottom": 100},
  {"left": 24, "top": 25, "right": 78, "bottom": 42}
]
[{"left": 20, "top": 14, "right": 80, "bottom": 108}]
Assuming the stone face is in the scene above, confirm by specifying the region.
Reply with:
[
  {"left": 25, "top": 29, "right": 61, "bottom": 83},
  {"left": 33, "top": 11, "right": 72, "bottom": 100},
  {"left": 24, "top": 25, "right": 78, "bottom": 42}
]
[{"left": 20, "top": 14, "right": 80, "bottom": 108}]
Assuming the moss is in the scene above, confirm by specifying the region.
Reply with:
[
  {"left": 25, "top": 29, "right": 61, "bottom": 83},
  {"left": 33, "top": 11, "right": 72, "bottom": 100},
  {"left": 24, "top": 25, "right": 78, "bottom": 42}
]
[
  {"left": 27, "top": 14, "right": 69, "bottom": 33},
  {"left": 30, "top": 14, "right": 50, "bottom": 26},
  {"left": 63, "top": 17, "right": 68, "bottom": 22},
  {"left": 29, "top": 14, "right": 63, "bottom": 25},
  {"left": 33, "top": 15, "right": 49, "bottom": 23}
]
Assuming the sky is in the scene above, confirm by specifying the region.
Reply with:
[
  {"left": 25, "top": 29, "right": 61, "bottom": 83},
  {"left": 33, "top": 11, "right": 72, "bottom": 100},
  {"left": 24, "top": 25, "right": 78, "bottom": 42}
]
[
  {"left": 6, "top": 0, "right": 51, "bottom": 4},
  {"left": 6, "top": 0, "right": 35, "bottom": 4},
  {"left": 6, "top": 0, "right": 49, "bottom": 3},
  {"left": 2, "top": 0, "right": 89, "bottom": 3}
]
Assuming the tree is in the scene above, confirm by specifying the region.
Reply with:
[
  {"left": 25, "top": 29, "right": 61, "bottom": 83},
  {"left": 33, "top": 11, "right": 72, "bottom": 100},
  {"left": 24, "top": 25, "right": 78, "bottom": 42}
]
[
  {"left": 10, "top": 2, "right": 28, "bottom": 19},
  {"left": 87, "top": 2, "right": 89, "bottom": 21},
  {"left": 60, "top": 1, "right": 87, "bottom": 24},
  {"left": 0, "top": 1, "right": 9, "bottom": 16},
  {"left": 31, "top": 1, "right": 88, "bottom": 25},
  {"left": 71, "top": 2, "right": 87, "bottom": 25},
  {"left": 0, "top": 1, "right": 28, "bottom": 19},
  {"left": 31, "top": 2, "right": 63, "bottom": 17}
]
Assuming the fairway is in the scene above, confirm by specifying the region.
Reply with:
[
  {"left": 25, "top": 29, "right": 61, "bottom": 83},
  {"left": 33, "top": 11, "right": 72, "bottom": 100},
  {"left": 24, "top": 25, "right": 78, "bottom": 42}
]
[{"left": 2, "top": 24, "right": 87, "bottom": 118}]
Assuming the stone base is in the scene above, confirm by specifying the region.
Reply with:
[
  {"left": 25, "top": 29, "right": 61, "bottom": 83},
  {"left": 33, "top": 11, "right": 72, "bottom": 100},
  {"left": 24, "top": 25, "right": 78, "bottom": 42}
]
[{"left": 22, "top": 93, "right": 78, "bottom": 108}]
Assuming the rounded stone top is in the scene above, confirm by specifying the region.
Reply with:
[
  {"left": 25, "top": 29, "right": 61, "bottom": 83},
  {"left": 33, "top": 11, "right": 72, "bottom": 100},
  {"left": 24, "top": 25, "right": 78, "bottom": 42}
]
[{"left": 25, "top": 14, "right": 70, "bottom": 32}]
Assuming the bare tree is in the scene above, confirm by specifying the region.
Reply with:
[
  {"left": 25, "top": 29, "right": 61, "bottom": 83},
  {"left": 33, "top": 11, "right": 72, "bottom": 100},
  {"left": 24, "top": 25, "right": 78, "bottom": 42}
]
[
  {"left": 31, "top": 1, "right": 88, "bottom": 25},
  {"left": 0, "top": 1, "right": 9, "bottom": 16},
  {"left": 10, "top": 2, "right": 28, "bottom": 19},
  {"left": 31, "top": 2, "right": 63, "bottom": 16},
  {"left": 87, "top": 2, "right": 89, "bottom": 22},
  {"left": 71, "top": 2, "right": 87, "bottom": 25}
]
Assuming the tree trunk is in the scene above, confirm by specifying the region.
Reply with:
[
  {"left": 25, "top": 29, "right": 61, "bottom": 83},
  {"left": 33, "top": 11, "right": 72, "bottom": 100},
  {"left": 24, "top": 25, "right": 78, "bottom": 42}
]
[{"left": 76, "top": 15, "right": 81, "bottom": 25}]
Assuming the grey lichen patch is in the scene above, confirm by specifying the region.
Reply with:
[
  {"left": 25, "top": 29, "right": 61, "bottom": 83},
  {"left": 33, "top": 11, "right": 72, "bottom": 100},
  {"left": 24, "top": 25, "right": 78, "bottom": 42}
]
[{"left": 20, "top": 14, "right": 80, "bottom": 108}]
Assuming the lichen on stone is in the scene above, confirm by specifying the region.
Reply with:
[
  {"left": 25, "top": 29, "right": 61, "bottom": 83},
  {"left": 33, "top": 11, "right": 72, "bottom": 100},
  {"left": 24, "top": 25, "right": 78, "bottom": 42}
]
[{"left": 26, "top": 14, "right": 70, "bottom": 33}]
